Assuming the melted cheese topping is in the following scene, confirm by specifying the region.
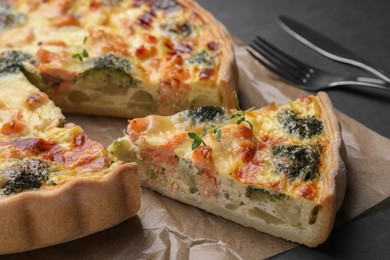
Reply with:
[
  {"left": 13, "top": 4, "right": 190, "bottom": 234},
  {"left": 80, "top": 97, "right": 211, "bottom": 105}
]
[
  {"left": 110, "top": 95, "right": 328, "bottom": 203},
  {"left": 0, "top": 73, "right": 118, "bottom": 195},
  {"left": 0, "top": 0, "right": 230, "bottom": 116}
]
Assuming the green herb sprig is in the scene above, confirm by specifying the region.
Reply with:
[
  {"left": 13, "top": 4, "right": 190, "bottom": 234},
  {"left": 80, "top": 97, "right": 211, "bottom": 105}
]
[
  {"left": 188, "top": 93, "right": 254, "bottom": 150},
  {"left": 72, "top": 36, "right": 89, "bottom": 62}
]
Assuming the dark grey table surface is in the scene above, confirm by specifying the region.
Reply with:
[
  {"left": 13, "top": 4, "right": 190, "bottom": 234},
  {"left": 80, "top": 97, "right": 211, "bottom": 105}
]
[{"left": 196, "top": 0, "right": 390, "bottom": 259}]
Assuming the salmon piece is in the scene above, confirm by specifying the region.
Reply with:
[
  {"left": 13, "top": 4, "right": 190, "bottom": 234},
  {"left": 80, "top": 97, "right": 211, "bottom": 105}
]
[
  {"left": 157, "top": 55, "right": 191, "bottom": 113},
  {"left": 0, "top": 112, "right": 26, "bottom": 135},
  {"left": 150, "top": 58, "right": 161, "bottom": 69},
  {"left": 135, "top": 45, "right": 157, "bottom": 59},
  {"left": 139, "top": 133, "right": 186, "bottom": 170},
  {"left": 89, "top": 0, "right": 103, "bottom": 11},
  {"left": 39, "top": 40, "right": 67, "bottom": 47},
  {"left": 158, "top": 78, "right": 190, "bottom": 114},
  {"left": 161, "top": 55, "right": 190, "bottom": 81},
  {"left": 145, "top": 34, "right": 158, "bottom": 44},
  {"left": 295, "top": 182, "right": 318, "bottom": 200},
  {"left": 164, "top": 66, "right": 190, "bottom": 82},
  {"left": 192, "top": 146, "right": 219, "bottom": 196},
  {"left": 65, "top": 135, "right": 110, "bottom": 171},
  {"left": 37, "top": 65, "right": 76, "bottom": 81},
  {"left": 194, "top": 173, "right": 218, "bottom": 197},
  {"left": 127, "top": 117, "right": 150, "bottom": 143},
  {"left": 300, "top": 96, "right": 314, "bottom": 104},
  {"left": 25, "top": 92, "right": 49, "bottom": 110},
  {"left": 142, "top": 145, "right": 178, "bottom": 168},
  {"left": 192, "top": 146, "right": 216, "bottom": 173},
  {"left": 56, "top": 0, "right": 76, "bottom": 14},
  {"left": 199, "top": 68, "right": 215, "bottom": 80},
  {"left": 51, "top": 16, "right": 80, "bottom": 27},
  {"left": 36, "top": 48, "right": 63, "bottom": 64},
  {"left": 89, "top": 29, "right": 130, "bottom": 56}
]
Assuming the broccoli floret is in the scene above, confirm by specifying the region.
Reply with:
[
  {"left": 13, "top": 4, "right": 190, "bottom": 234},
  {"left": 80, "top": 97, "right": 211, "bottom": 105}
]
[
  {"left": 1, "top": 159, "right": 49, "bottom": 195},
  {"left": 189, "top": 51, "right": 215, "bottom": 67},
  {"left": 137, "top": 0, "right": 180, "bottom": 12},
  {"left": 175, "top": 22, "right": 192, "bottom": 37},
  {"left": 272, "top": 144, "right": 322, "bottom": 181},
  {"left": 187, "top": 106, "right": 227, "bottom": 123},
  {"left": 93, "top": 54, "right": 132, "bottom": 73},
  {"left": 0, "top": 50, "right": 46, "bottom": 88},
  {"left": 161, "top": 22, "right": 192, "bottom": 38},
  {"left": 0, "top": 50, "right": 34, "bottom": 75},
  {"left": 0, "top": 5, "right": 26, "bottom": 31},
  {"left": 277, "top": 109, "right": 323, "bottom": 139},
  {"left": 75, "top": 54, "right": 140, "bottom": 95},
  {"left": 245, "top": 186, "right": 287, "bottom": 201},
  {"left": 100, "top": 0, "right": 122, "bottom": 5}
]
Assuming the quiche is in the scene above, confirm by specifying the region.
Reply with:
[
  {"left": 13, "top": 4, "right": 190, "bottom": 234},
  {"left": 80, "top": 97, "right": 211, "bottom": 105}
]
[
  {"left": 0, "top": 73, "right": 141, "bottom": 254},
  {"left": 109, "top": 92, "right": 346, "bottom": 247},
  {"left": 0, "top": 0, "right": 237, "bottom": 118}
]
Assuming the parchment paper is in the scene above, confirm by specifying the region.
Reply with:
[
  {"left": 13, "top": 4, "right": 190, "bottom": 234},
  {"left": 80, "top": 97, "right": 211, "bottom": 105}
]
[{"left": 7, "top": 46, "right": 390, "bottom": 260}]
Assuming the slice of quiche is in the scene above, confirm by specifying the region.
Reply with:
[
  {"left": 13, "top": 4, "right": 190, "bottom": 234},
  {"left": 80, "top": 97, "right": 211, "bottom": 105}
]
[
  {"left": 0, "top": 73, "right": 141, "bottom": 255},
  {"left": 0, "top": 0, "right": 236, "bottom": 117},
  {"left": 109, "top": 92, "right": 346, "bottom": 247}
]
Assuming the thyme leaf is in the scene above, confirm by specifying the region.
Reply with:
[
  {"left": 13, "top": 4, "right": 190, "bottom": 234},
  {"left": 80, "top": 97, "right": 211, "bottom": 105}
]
[
  {"left": 72, "top": 53, "right": 82, "bottom": 61},
  {"left": 216, "top": 130, "right": 222, "bottom": 142},
  {"left": 72, "top": 36, "right": 89, "bottom": 62}
]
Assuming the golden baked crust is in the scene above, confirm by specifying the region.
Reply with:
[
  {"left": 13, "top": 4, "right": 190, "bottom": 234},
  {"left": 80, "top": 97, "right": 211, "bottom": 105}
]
[
  {"left": 0, "top": 0, "right": 237, "bottom": 117},
  {"left": 0, "top": 163, "right": 141, "bottom": 255},
  {"left": 306, "top": 92, "right": 346, "bottom": 246},
  {"left": 109, "top": 92, "right": 346, "bottom": 247}
]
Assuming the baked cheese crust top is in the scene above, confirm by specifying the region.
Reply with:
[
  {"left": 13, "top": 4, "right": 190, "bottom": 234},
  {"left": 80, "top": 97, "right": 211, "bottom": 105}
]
[
  {"left": 0, "top": 0, "right": 236, "bottom": 117},
  {"left": 109, "top": 92, "right": 346, "bottom": 247}
]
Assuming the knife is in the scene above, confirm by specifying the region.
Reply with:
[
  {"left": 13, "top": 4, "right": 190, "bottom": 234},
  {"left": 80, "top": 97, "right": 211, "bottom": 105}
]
[{"left": 278, "top": 15, "right": 390, "bottom": 83}]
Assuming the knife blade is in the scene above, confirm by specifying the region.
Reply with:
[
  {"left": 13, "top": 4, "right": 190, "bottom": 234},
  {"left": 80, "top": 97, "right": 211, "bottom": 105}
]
[{"left": 278, "top": 15, "right": 390, "bottom": 83}]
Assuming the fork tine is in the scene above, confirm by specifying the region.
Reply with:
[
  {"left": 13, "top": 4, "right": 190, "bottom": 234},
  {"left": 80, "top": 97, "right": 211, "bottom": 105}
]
[
  {"left": 255, "top": 36, "right": 313, "bottom": 74},
  {"left": 247, "top": 47, "right": 302, "bottom": 85},
  {"left": 253, "top": 37, "right": 309, "bottom": 79},
  {"left": 249, "top": 43, "right": 303, "bottom": 82}
]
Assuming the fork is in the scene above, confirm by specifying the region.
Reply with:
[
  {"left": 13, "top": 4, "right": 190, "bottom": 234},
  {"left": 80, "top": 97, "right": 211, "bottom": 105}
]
[{"left": 247, "top": 36, "right": 390, "bottom": 92}]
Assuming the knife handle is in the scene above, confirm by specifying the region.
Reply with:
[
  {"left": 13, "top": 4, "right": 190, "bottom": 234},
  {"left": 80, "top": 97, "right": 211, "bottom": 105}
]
[{"left": 279, "top": 16, "right": 390, "bottom": 83}]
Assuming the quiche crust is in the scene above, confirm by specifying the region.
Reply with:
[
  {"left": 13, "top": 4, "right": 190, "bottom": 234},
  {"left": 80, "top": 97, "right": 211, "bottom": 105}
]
[
  {"left": 307, "top": 92, "right": 346, "bottom": 246},
  {"left": 0, "top": 162, "right": 141, "bottom": 255}
]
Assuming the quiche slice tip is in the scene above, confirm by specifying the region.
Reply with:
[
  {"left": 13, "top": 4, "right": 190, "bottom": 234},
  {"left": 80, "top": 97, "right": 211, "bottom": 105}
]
[
  {"left": 0, "top": 73, "right": 141, "bottom": 254},
  {"left": 109, "top": 92, "right": 346, "bottom": 247}
]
